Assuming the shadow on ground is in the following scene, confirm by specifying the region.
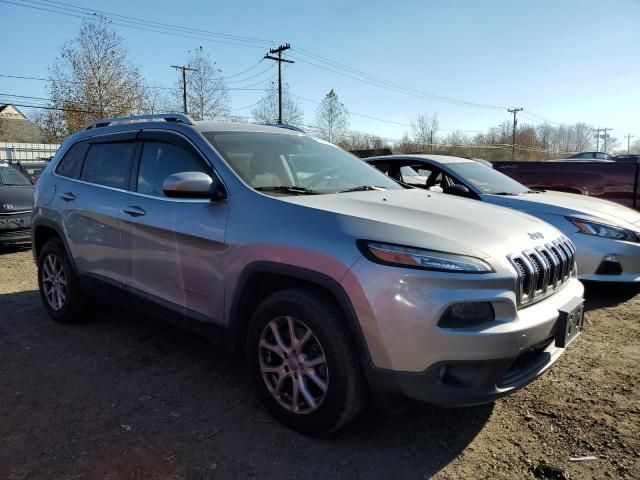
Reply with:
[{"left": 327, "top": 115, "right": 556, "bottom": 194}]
[
  {"left": 0, "top": 288, "right": 492, "bottom": 480},
  {"left": 583, "top": 281, "right": 640, "bottom": 312},
  {"left": 0, "top": 243, "right": 31, "bottom": 256}
]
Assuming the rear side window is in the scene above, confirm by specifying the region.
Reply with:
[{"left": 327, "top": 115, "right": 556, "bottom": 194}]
[
  {"left": 80, "top": 142, "right": 136, "bottom": 189},
  {"left": 136, "top": 141, "right": 209, "bottom": 197},
  {"left": 55, "top": 142, "right": 86, "bottom": 178}
]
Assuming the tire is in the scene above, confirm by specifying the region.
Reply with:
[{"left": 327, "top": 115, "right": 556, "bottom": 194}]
[
  {"left": 247, "top": 287, "right": 367, "bottom": 435},
  {"left": 37, "top": 238, "right": 87, "bottom": 323}
]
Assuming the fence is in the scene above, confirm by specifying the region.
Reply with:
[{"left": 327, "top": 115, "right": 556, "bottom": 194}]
[{"left": 0, "top": 142, "right": 60, "bottom": 161}]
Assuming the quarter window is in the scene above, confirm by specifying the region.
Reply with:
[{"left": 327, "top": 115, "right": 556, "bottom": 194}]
[
  {"left": 80, "top": 142, "right": 136, "bottom": 189},
  {"left": 136, "top": 141, "right": 209, "bottom": 197},
  {"left": 55, "top": 142, "right": 86, "bottom": 178}
]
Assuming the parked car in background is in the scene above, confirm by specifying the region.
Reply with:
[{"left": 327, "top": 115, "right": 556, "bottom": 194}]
[
  {"left": 0, "top": 163, "right": 34, "bottom": 245},
  {"left": 32, "top": 114, "right": 584, "bottom": 434},
  {"left": 563, "top": 151, "right": 615, "bottom": 161},
  {"left": 493, "top": 158, "right": 639, "bottom": 210},
  {"left": 367, "top": 154, "right": 640, "bottom": 283},
  {"left": 8, "top": 158, "right": 50, "bottom": 183}
]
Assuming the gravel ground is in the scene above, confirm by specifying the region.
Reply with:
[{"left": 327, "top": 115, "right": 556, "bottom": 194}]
[{"left": 1, "top": 246, "right": 638, "bottom": 480}]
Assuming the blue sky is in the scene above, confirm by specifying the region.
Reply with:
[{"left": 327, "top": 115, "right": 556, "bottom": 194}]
[{"left": 1, "top": 0, "right": 639, "bottom": 143}]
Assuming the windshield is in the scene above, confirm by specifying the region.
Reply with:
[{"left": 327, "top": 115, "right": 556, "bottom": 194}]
[
  {"left": 0, "top": 166, "right": 32, "bottom": 186},
  {"left": 203, "top": 131, "right": 402, "bottom": 194},
  {"left": 447, "top": 161, "right": 529, "bottom": 195}
]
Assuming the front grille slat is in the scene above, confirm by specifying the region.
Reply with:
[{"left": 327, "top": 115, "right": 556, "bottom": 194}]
[{"left": 509, "top": 237, "right": 575, "bottom": 308}]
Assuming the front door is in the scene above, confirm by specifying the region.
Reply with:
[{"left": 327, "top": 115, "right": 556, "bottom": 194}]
[{"left": 119, "top": 130, "right": 229, "bottom": 323}]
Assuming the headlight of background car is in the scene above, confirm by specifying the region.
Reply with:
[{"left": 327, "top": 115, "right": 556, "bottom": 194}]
[
  {"left": 359, "top": 241, "right": 494, "bottom": 273},
  {"left": 567, "top": 218, "right": 640, "bottom": 243}
]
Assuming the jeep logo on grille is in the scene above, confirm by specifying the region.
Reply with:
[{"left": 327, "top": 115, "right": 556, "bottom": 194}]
[
  {"left": 528, "top": 232, "right": 544, "bottom": 240},
  {"left": 2, "top": 203, "right": 14, "bottom": 210}
]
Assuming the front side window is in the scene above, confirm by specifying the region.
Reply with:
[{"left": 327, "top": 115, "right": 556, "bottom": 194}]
[
  {"left": 80, "top": 142, "right": 136, "bottom": 189},
  {"left": 0, "top": 166, "right": 32, "bottom": 186},
  {"left": 203, "top": 131, "right": 402, "bottom": 194},
  {"left": 137, "top": 141, "right": 209, "bottom": 197}
]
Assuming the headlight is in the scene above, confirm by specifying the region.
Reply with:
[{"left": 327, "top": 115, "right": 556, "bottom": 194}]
[
  {"left": 359, "top": 241, "right": 494, "bottom": 273},
  {"left": 567, "top": 218, "right": 640, "bottom": 243}
]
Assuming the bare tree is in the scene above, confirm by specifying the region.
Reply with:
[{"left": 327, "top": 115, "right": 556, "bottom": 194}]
[
  {"left": 36, "top": 17, "right": 145, "bottom": 139},
  {"left": 315, "top": 89, "right": 349, "bottom": 143},
  {"left": 251, "top": 81, "right": 303, "bottom": 125},
  {"left": 172, "top": 47, "right": 230, "bottom": 120},
  {"left": 411, "top": 113, "right": 439, "bottom": 151}
]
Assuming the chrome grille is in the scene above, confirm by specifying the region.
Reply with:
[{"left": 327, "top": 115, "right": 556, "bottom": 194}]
[{"left": 509, "top": 237, "right": 576, "bottom": 307}]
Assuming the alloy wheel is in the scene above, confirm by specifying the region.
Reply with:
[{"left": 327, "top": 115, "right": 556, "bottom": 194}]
[
  {"left": 41, "top": 253, "right": 67, "bottom": 311},
  {"left": 258, "top": 316, "right": 329, "bottom": 414}
]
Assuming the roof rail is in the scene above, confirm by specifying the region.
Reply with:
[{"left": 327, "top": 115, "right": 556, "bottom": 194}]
[
  {"left": 85, "top": 113, "right": 194, "bottom": 130},
  {"left": 261, "top": 123, "right": 305, "bottom": 133}
]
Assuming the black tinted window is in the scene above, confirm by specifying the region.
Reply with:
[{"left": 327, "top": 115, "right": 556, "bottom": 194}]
[
  {"left": 55, "top": 142, "right": 86, "bottom": 178},
  {"left": 137, "top": 141, "right": 208, "bottom": 197},
  {"left": 80, "top": 142, "right": 135, "bottom": 189},
  {"left": 0, "top": 166, "right": 32, "bottom": 186}
]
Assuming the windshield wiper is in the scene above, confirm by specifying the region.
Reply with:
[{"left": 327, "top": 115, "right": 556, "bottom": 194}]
[
  {"left": 491, "top": 191, "right": 519, "bottom": 196},
  {"left": 338, "top": 185, "right": 387, "bottom": 193},
  {"left": 255, "top": 186, "right": 319, "bottom": 195}
]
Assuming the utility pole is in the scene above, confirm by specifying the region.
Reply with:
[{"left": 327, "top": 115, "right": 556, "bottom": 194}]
[
  {"left": 429, "top": 129, "right": 434, "bottom": 153},
  {"left": 602, "top": 127, "right": 612, "bottom": 152},
  {"left": 626, "top": 134, "right": 634, "bottom": 154},
  {"left": 594, "top": 128, "right": 601, "bottom": 151},
  {"left": 264, "top": 43, "right": 294, "bottom": 124},
  {"left": 171, "top": 65, "right": 198, "bottom": 114},
  {"left": 508, "top": 108, "right": 523, "bottom": 159}
]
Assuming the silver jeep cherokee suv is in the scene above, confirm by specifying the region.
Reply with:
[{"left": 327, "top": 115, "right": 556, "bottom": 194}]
[{"left": 32, "top": 114, "right": 585, "bottom": 434}]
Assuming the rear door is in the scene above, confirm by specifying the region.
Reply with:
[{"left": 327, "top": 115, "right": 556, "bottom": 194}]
[
  {"left": 51, "top": 132, "right": 137, "bottom": 287},
  {"left": 119, "top": 130, "right": 229, "bottom": 323}
]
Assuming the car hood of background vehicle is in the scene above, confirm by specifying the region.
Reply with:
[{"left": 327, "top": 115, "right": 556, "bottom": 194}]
[
  {"left": 482, "top": 190, "right": 640, "bottom": 228},
  {"left": 0, "top": 185, "right": 34, "bottom": 212},
  {"left": 281, "top": 189, "right": 562, "bottom": 259}
]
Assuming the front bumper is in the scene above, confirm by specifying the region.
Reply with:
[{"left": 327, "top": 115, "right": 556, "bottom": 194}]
[
  {"left": 0, "top": 227, "right": 31, "bottom": 244},
  {"left": 341, "top": 256, "right": 584, "bottom": 408},
  {"left": 570, "top": 232, "right": 640, "bottom": 282},
  {"left": 0, "top": 211, "right": 32, "bottom": 244}
]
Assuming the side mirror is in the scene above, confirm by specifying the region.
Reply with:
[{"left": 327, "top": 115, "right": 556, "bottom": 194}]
[
  {"left": 162, "top": 171, "right": 226, "bottom": 200},
  {"left": 442, "top": 184, "right": 471, "bottom": 197}
]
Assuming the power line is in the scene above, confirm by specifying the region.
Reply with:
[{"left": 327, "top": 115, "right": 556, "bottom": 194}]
[{"left": 1, "top": 0, "right": 274, "bottom": 50}]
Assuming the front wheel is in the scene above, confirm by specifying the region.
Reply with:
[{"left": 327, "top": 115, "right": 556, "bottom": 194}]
[{"left": 247, "top": 288, "right": 367, "bottom": 435}]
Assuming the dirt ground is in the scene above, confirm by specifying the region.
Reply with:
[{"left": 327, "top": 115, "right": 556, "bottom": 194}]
[{"left": 1, "top": 246, "right": 638, "bottom": 480}]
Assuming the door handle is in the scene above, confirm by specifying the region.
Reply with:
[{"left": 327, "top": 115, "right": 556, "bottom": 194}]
[
  {"left": 122, "top": 206, "right": 146, "bottom": 217},
  {"left": 60, "top": 192, "right": 76, "bottom": 202}
]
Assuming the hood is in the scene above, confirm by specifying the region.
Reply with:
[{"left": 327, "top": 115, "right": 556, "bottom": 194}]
[
  {"left": 281, "top": 189, "right": 563, "bottom": 259},
  {"left": 0, "top": 185, "right": 34, "bottom": 213},
  {"left": 482, "top": 190, "right": 640, "bottom": 228}
]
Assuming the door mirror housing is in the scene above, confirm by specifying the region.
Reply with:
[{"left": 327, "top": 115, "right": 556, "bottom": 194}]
[
  {"left": 162, "top": 171, "right": 226, "bottom": 200},
  {"left": 442, "top": 184, "right": 471, "bottom": 197}
]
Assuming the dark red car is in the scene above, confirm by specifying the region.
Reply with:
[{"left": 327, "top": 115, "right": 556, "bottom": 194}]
[{"left": 494, "top": 159, "right": 640, "bottom": 210}]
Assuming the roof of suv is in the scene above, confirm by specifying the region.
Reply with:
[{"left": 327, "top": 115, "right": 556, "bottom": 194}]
[{"left": 368, "top": 154, "right": 473, "bottom": 164}]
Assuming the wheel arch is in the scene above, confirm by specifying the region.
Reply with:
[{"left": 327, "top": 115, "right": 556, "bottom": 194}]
[
  {"left": 32, "top": 220, "right": 78, "bottom": 273},
  {"left": 229, "top": 262, "right": 372, "bottom": 366}
]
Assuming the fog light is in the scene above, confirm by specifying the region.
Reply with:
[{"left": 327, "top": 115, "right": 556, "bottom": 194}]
[
  {"left": 595, "top": 255, "right": 623, "bottom": 275},
  {"left": 438, "top": 302, "right": 495, "bottom": 328}
]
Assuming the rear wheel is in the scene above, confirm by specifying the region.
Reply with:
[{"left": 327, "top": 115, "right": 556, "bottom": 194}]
[
  {"left": 38, "top": 238, "right": 87, "bottom": 323},
  {"left": 247, "top": 288, "right": 366, "bottom": 435}
]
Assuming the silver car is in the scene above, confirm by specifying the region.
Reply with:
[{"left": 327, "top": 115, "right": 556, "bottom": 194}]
[
  {"left": 367, "top": 155, "right": 640, "bottom": 283},
  {"left": 32, "top": 115, "right": 584, "bottom": 434}
]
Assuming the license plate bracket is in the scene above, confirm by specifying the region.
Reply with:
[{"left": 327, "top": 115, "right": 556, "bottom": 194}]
[{"left": 556, "top": 297, "right": 584, "bottom": 348}]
